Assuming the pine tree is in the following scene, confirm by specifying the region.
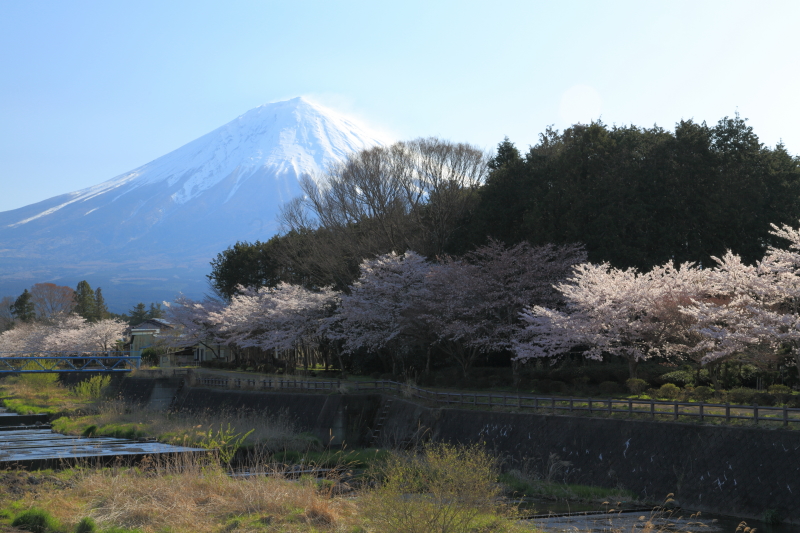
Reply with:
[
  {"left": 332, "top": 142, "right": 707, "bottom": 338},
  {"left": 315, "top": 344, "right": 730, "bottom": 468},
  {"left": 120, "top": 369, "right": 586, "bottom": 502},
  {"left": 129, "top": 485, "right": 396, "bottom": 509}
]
[
  {"left": 75, "top": 281, "right": 97, "bottom": 321},
  {"left": 129, "top": 303, "right": 148, "bottom": 325},
  {"left": 95, "top": 288, "right": 109, "bottom": 320},
  {"left": 10, "top": 289, "right": 35, "bottom": 323},
  {"left": 147, "top": 302, "right": 164, "bottom": 319}
]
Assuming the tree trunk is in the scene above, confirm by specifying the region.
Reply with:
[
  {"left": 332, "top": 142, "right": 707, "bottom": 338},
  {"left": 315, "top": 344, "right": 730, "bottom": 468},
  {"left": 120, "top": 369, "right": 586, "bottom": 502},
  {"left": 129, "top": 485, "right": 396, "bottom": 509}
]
[
  {"left": 512, "top": 359, "right": 521, "bottom": 388},
  {"left": 627, "top": 357, "right": 639, "bottom": 379},
  {"left": 709, "top": 363, "right": 721, "bottom": 390},
  {"left": 794, "top": 349, "right": 800, "bottom": 382},
  {"left": 425, "top": 346, "right": 431, "bottom": 377}
]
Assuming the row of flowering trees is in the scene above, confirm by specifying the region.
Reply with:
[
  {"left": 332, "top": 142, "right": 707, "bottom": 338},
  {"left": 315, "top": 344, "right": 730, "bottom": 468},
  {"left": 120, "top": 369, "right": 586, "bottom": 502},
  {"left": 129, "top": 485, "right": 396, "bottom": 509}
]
[
  {"left": 168, "top": 222, "right": 800, "bottom": 383},
  {"left": 516, "top": 223, "right": 800, "bottom": 385},
  {"left": 166, "top": 241, "right": 586, "bottom": 377},
  {"left": 0, "top": 315, "right": 128, "bottom": 354}
]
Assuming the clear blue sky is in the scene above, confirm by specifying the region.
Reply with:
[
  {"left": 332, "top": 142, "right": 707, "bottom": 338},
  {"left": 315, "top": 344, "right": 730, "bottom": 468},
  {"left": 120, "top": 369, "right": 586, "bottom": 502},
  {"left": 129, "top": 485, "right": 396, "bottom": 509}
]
[{"left": 1, "top": 0, "right": 798, "bottom": 212}]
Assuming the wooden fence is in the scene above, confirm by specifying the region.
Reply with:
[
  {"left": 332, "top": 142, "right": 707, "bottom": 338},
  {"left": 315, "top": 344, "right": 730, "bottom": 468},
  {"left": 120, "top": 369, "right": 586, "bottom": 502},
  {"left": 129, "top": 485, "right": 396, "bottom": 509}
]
[{"left": 196, "top": 377, "right": 800, "bottom": 427}]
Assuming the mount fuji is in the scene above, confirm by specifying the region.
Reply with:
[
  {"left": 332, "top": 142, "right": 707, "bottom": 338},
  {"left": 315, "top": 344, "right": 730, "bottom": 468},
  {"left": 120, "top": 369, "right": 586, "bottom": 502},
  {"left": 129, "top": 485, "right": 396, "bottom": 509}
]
[{"left": 0, "top": 97, "right": 390, "bottom": 310}]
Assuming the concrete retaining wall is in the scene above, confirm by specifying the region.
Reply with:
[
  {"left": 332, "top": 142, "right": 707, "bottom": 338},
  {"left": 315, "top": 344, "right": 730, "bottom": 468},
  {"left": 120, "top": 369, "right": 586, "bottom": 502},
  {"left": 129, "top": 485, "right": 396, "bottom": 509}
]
[{"left": 114, "top": 377, "right": 799, "bottom": 522}]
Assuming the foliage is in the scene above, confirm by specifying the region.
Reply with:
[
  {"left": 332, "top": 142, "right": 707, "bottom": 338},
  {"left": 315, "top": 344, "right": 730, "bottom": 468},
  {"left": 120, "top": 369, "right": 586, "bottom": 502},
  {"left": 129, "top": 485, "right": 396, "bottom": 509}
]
[
  {"left": 361, "top": 443, "right": 518, "bottom": 533},
  {"left": 74, "top": 517, "right": 97, "bottom": 533},
  {"left": 73, "top": 375, "right": 111, "bottom": 400},
  {"left": 473, "top": 118, "right": 800, "bottom": 271},
  {"left": 74, "top": 281, "right": 97, "bottom": 322},
  {"left": 692, "top": 386, "right": 715, "bottom": 402},
  {"left": 499, "top": 471, "right": 635, "bottom": 502},
  {"left": 11, "top": 289, "right": 36, "bottom": 323},
  {"left": 657, "top": 383, "right": 681, "bottom": 400},
  {"left": 11, "top": 507, "right": 61, "bottom": 533},
  {"left": 208, "top": 237, "right": 294, "bottom": 300},
  {"left": 196, "top": 423, "right": 255, "bottom": 464},
  {"left": 626, "top": 378, "right": 648, "bottom": 395}
]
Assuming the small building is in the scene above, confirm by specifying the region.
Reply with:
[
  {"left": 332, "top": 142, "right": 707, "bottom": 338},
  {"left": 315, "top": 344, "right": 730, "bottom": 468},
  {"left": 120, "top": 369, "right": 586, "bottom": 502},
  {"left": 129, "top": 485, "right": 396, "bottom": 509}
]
[{"left": 129, "top": 318, "right": 231, "bottom": 366}]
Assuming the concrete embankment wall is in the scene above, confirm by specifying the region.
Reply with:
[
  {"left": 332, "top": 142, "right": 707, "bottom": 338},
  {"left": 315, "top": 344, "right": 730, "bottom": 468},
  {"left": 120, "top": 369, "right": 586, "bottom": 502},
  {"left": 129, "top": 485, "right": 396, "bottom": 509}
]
[{"left": 113, "top": 377, "right": 799, "bottom": 522}]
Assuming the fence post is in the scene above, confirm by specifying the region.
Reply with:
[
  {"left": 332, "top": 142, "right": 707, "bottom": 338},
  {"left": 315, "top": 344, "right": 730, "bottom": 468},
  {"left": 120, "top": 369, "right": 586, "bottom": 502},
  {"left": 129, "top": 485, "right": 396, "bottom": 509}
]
[
  {"left": 589, "top": 398, "right": 593, "bottom": 415},
  {"left": 552, "top": 397, "right": 556, "bottom": 415},
  {"left": 699, "top": 402, "right": 704, "bottom": 422},
  {"left": 608, "top": 399, "right": 612, "bottom": 417},
  {"left": 754, "top": 403, "right": 759, "bottom": 425},
  {"left": 650, "top": 400, "right": 655, "bottom": 419},
  {"left": 784, "top": 405, "right": 789, "bottom": 427},
  {"left": 628, "top": 399, "right": 633, "bottom": 418},
  {"left": 517, "top": 395, "right": 521, "bottom": 409},
  {"left": 534, "top": 397, "right": 539, "bottom": 412},
  {"left": 504, "top": 394, "right": 508, "bottom": 407},
  {"left": 725, "top": 403, "right": 730, "bottom": 423},
  {"left": 674, "top": 402, "right": 679, "bottom": 420},
  {"left": 460, "top": 393, "right": 464, "bottom": 406},
  {"left": 569, "top": 397, "right": 574, "bottom": 413}
]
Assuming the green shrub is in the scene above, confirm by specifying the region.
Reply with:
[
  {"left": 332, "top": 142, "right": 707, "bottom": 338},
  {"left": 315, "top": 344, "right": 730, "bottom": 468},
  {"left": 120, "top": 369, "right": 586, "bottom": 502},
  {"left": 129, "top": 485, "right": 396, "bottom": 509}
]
[
  {"left": 753, "top": 392, "right": 777, "bottom": 406},
  {"left": 73, "top": 375, "right": 111, "bottom": 400},
  {"left": 598, "top": 381, "right": 621, "bottom": 395},
  {"left": 17, "top": 363, "right": 59, "bottom": 390},
  {"left": 625, "top": 378, "right": 648, "bottom": 395},
  {"left": 657, "top": 383, "right": 680, "bottom": 400},
  {"left": 692, "top": 386, "right": 715, "bottom": 402},
  {"left": 727, "top": 387, "right": 756, "bottom": 405},
  {"left": 659, "top": 369, "right": 694, "bottom": 387},
  {"left": 768, "top": 384, "right": 792, "bottom": 403},
  {"left": 74, "top": 517, "right": 97, "bottom": 533},
  {"left": 11, "top": 508, "right": 60, "bottom": 533},
  {"left": 140, "top": 348, "right": 159, "bottom": 366}
]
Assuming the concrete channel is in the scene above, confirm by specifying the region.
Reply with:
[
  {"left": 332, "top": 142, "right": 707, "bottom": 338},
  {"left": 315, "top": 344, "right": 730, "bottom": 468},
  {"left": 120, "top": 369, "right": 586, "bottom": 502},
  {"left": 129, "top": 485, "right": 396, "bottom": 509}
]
[{"left": 0, "top": 408, "right": 205, "bottom": 469}]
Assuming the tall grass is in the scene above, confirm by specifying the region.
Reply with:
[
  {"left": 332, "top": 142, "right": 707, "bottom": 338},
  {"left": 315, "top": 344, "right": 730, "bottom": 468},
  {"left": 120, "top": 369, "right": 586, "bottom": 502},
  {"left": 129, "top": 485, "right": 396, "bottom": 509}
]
[
  {"left": 73, "top": 375, "right": 111, "bottom": 400},
  {"left": 18, "top": 454, "right": 356, "bottom": 533},
  {"left": 360, "top": 442, "right": 524, "bottom": 533},
  {"left": 0, "top": 444, "right": 531, "bottom": 533}
]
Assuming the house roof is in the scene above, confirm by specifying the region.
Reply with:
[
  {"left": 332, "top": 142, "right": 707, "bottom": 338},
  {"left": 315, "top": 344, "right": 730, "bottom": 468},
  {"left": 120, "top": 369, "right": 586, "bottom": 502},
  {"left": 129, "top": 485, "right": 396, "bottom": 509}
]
[{"left": 130, "top": 318, "right": 174, "bottom": 332}]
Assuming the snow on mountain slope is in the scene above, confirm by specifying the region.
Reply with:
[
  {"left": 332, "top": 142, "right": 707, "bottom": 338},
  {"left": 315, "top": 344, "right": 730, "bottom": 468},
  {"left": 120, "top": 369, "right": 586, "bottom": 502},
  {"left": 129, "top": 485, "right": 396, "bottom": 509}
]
[{"left": 0, "top": 97, "right": 390, "bottom": 309}]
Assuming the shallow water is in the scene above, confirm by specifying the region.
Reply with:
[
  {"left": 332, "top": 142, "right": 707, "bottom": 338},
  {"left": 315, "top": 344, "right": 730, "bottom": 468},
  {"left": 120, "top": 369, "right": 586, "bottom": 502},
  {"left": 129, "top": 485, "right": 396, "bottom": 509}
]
[{"left": 0, "top": 408, "right": 204, "bottom": 467}]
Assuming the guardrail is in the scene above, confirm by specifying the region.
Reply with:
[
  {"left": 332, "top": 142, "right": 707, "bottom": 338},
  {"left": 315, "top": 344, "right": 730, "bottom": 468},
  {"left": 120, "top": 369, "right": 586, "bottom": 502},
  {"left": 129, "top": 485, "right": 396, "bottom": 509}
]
[
  {"left": 196, "top": 377, "right": 800, "bottom": 428},
  {"left": 0, "top": 353, "right": 140, "bottom": 373}
]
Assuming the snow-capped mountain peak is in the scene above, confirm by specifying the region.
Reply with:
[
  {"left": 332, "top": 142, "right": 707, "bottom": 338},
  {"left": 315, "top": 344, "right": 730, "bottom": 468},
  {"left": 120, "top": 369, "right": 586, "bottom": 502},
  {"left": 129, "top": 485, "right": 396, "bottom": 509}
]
[{"left": 0, "top": 98, "right": 390, "bottom": 309}]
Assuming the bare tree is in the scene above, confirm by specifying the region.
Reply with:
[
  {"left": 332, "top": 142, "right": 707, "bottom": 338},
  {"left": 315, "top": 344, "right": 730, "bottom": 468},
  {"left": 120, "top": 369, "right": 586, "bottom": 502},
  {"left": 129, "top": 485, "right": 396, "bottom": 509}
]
[
  {"left": 0, "top": 296, "right": 14, "bottom": 332},
  {"left": 30, "top": 283, "right": 75, "bottom": 321},
  {"left": 279, "top": 138, "right": 489, "bottom": 289}
]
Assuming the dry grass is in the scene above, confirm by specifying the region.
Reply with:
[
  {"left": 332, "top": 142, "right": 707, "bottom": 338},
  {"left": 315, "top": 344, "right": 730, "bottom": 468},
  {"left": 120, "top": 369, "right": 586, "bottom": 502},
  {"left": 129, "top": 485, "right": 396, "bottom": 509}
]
[
  {"left": 53, "top": 399, "right": 322, "bottom": 454},
  {"left": 23, "top": 456, "right": 358, "bottom": 532}
]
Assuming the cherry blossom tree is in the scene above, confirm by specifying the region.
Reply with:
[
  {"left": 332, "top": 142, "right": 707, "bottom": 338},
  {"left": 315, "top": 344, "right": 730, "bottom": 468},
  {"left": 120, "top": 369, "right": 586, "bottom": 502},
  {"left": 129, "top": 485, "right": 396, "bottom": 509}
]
[
  {"left": 739, "top": 222, "right": 800, "bottom": 374},
  {"left": 328, "top": 251, "right": 432, "bottom": 376},
  {"left": 0, "top": 321, "right": 49, "bottom": 353},
  {"left": 516, "top": 261, "right": 708, "bottom": 378},
  {"left": 165, "top": 295, "right": 227, "bottom": 359},
  {"left": 212, "top": 282, "right": 338, "bottom": 369},
  {"left": 418, "top": 241, "right": 585, "bottom": 378},
  {"left": 0, "top": 316, "right": 126, "bottom": 354}
]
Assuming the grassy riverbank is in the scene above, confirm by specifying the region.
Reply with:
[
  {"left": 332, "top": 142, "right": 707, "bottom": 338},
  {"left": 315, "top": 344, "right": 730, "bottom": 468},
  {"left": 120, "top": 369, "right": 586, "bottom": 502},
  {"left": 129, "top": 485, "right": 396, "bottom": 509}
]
[
  {"left": 0, "top": 374, "right": 646, "bottom": 532},
  {"left": 0, "top": 444, "right": 537, "bottom": 533}
]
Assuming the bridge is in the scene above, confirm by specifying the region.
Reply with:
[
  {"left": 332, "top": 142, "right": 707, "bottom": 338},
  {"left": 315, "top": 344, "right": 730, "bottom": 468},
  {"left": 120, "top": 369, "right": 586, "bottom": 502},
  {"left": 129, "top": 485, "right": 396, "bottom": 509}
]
[{"left": 0, "top": 352, "right": 141, "bottom": 373}]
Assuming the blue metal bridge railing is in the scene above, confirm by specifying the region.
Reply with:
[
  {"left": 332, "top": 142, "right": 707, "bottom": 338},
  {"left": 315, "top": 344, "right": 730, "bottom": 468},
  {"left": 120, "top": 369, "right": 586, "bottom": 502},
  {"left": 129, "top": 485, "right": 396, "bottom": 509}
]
[{"left": 0, "top": 352, "right": 141, "bottom": 373}]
